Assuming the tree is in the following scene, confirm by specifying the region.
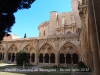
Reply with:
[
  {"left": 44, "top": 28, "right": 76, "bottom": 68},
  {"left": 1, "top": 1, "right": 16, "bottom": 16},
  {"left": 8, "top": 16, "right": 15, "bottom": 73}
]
[
  {"left": 16, "top": 50, "right": 28, "bottom": 66},
  {"left": 0, "top": 0, "right": 35, "bottom": 41},
  {"left": 24, "top": 33, "right": 27, "bottom": 38}
]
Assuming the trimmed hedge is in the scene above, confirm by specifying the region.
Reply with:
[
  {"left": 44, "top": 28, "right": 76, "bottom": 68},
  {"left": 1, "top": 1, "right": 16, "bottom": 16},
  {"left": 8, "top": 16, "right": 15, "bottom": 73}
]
[{"left": 16, "top": 50, "right": 28, "bottom": 66}]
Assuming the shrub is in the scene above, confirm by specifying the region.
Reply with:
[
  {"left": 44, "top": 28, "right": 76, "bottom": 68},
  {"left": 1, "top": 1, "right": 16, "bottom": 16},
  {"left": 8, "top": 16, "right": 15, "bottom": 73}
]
[
  {"left": 78, "top": 61, "right": 87, "bottom": 68},
  {"left": 77, "top": 61, "right": 91, "bottom": 72},
  {"left": 16, "top": 50, "right": 28, "bottom": 66}
]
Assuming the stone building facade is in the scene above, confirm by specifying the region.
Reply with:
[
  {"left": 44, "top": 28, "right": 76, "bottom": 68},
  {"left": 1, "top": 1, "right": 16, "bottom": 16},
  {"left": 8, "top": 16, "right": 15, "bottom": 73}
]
[
  {"left": 0, "top": 0, "right": 89, "bottom": 67},
  {"left": 78, "top": 0, "right": 100, "bottom": 75}
]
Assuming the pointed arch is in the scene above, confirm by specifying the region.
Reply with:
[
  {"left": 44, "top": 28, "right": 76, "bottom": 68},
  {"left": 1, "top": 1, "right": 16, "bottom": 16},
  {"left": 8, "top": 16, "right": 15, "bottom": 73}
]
[
  {"left": 39, "top": 43, "right": 55, "bottom": 54},
  {"left": 7, "top": 44, "right": 18, "bottom": 62},
  {"left": 39, "top": 43, "right": 53, "bottom": 50},
  {"left": 23, "top": 44, "right": 35, "bottom": 63},
  {"left": 8, "top": 44, "right": 18, "bottom": 53},
  {"left": 23, "top": 44, "right": 35, "bottom": 53},
  {"left": 59, "top": 42, "right": 80, "bottom": 55}
]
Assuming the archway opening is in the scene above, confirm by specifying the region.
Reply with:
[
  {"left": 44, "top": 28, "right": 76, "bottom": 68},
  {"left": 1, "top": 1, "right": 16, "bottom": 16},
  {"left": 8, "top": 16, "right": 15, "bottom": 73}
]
[
  {"left": 27, "top": 53, "right": 30, "bottom": 63},
  {"left": 0, "top": 53, "right": 2, "bottom": 60},
  {"left": 73, "top": 53, "right": 78, "bottom": 64},
  {"left": 66, "top": 54, "right": 71, "bottom": 64},
  {"left": 45, "top": 54, "right": 49, "bottom": 63},
  {"left": 50, "top": 53, "right": 55, "bottom": 63},
  {"left": 2, "top": 53, "right": 4, "bottom": 60},
  {"left": 31, "top": 53, "right": 35, "bottom": 62},
  {"left": 39, "top": 53, "right": 43, "bottom": 63},
  {"left": 11, "top": 53, "right": 15, "bottom": 62},
  {"left": 8, "top": 53, "right": 11, "bottom": 61},
  {"left": 60, "top": 54, "right": 65, "bottom": 63}
]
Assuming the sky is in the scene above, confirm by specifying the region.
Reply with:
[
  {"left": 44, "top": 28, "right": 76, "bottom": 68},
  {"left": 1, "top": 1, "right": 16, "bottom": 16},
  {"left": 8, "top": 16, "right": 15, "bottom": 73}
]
[{"left": 11, "top": 0, "right": 72, "bottom": 38}]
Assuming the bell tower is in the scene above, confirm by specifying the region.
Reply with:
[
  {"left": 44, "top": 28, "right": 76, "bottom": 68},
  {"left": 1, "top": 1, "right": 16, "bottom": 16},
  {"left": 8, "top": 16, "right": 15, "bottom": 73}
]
[{"left": 72, "top": 0, "right": 79, "bottom": 11}]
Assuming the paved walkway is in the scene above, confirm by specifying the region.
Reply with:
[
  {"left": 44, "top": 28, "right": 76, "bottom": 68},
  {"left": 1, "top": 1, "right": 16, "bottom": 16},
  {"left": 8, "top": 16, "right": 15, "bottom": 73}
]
[{"left": 0, "top": 63, "right": 16, "bottom": 66}]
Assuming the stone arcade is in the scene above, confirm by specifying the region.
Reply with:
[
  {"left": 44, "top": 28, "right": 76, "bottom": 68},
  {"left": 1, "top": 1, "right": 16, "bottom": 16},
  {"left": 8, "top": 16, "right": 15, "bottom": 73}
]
[{"left": 0, "top": 0, "right": 94, "bottom": 69}]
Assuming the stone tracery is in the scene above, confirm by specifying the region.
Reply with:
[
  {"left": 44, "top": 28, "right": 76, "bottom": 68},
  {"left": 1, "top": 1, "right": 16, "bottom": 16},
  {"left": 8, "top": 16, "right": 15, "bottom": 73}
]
[
  {"left": 7, "top": 44, "right": 18, "bottom": 62},
  {"left": 23, "top": 44, "right": 35, "bottom": 63},
  {"left": 59, "top": 42, "right": 79, "bottom": 65}
]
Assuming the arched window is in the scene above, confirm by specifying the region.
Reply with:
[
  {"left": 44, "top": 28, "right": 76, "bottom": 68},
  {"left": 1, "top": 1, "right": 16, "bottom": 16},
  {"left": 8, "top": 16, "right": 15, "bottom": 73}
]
[
  {"left": 50, "top": 53, "right": 55, "bottom": 63},
  {"left": 44, "top": 30, "right": 45, "bottom": 36},
  {"left": 60, "top": 54, "right": 65, "bottom": 63},
  {"left": 66, "top": 54, "right": 71, "bottom": 64},
  {"left": 73, "top": 53, "right": 78, "bottom": 64},
  {"left": 31, "top": 53, "right": 35, "bottom": 62},
  {"left": 45, "top": 54, "right": 49, "bottom": 63},
  {"left": 39, "top": 53, "right": 43, "bottom": 63}
]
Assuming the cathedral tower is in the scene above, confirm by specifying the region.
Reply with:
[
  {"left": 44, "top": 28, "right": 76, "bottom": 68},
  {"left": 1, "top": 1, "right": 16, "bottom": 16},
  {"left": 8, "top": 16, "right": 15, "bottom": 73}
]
[{"left": 72, "top": 0, "right": 79, "bottom": 11}]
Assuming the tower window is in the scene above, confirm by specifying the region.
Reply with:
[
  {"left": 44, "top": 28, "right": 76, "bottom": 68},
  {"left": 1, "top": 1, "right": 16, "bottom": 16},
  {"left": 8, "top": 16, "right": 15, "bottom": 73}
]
[{"left": 44, "top": 30, "right": 45, "bottom": 36}]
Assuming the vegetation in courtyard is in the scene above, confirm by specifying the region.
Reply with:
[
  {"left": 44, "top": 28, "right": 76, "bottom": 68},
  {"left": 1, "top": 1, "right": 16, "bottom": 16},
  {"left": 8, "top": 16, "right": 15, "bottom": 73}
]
[
  {"left": 0, "top": 0, "right": 35, "bottom": 41},
  {"left": 77, "top": 61, "right": 91, "bottom": 72},
  {"left": 16, "top": 50, "right": 28, "bottom": 66}
]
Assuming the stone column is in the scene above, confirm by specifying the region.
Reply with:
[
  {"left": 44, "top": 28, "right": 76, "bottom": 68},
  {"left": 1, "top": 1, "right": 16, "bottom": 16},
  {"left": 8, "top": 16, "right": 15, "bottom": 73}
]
[
  {"left": 14, "top": 53, "right": 16, "bottom": 64},
  {"left": 4, "top": 43, "right": 8, "bottom": 62},
  {"left": 71, "top": 55, "right": 73, "bottom": 65},
  {"left": 55, "top": 38, "right": 59, "bottom": 66},
  {"left": 87, "top": 0, "right": 100, "bottom": 75},
  {"left": 14, "top": 53, "right": 16, "bottom": 61},
  {"left": 30, "top": 54, "right": 31, "bottom": 63},
  {"left": 10, "top": 53, "right": 12, "bottom": 62},
  {"left": 43, "top": 56, "right": 45, "bottom": 64},
  {"left": 1, "top": 53, "right": 2, "bottom": 60},
  {"left": 35, "top": 40, "right": 39, "bottom": 64},
  {"left": 65, "top": 56, "right": 66, "bottom": 64},
  {"left": 49, "top": 55, "right": 50, "bottom": 64}
]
